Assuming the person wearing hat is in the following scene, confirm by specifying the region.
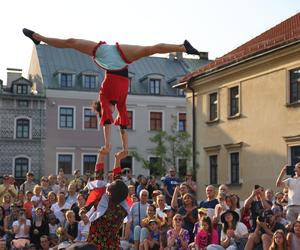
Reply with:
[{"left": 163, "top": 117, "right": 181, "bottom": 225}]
[
  {"left": 20, "top": 172, "right": 36, "bottom": 193},
  {"left": 86, "top": 151, "right": 129, "bottom": 249},
  {"left": 207, "top": 210, "right": 248, "bottom": 250},
  {"left": 139, "top": 219, "right": 161, "bottom": 250},
  {"left": 192, "top": 207, "right": 208, "bottom": 239},
  {"left": 0, "top": 174, "right": 17, "bottom": 205}
]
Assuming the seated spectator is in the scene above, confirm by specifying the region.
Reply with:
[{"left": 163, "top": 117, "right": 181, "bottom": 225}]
[
  {"left": 265, "top": 189, "right": 275, "bottom": 205},
  {"left": 163, "top": 167, "right": 181, "bottom": 205},
  {"left": 134, "top": 204, "right": 161, "bottom": 249},
  {"left": 244, "top": 209, "right": 286, "bottom": 250},
  {"left": 0, "top": 174, "right": 17, "bottom": 205},
  {"left": 207, "top": 210, "right": 248, "bottom": 250},
  {"left": 152, "top": 190, "right": 163, "bottom": 206},
  {"left": 71, "top": 193, "right": 86, "bottom": 222},
  {"left": 213, "top": 192, "right": 228, "bottom": 225},
  {"left": 199, "top": 185, "right": 219, "bottom": 220},
  {"left": 244, "top": 185, "right": 272, "bottom": 232},
  {"left": 47, "top": 191, "right": 57, "bottom": 207},
  {"left": 171, "top": 183, "right": 189, "bottom": 210},
  {"left": 66, "top": 184, "right": 78, "bottom": 207},
  {"left": 167, "top": 214, "right": 189, "bottom": 249},
  {"left": 70, "top": 170, "right": 84, "bottom": 192},
  {"left": 139, "top": 219, "right": 161, "bottom": 250},
  {"left": 272, "top": 204, "right": 289, "bottom": 227},
  {"left": 12, "top": 210, "right": 31, "bottom": 249},
  {"left": 0, "top": 206, "right": 5, "bottom": 238},
  {"left": 30, "top": 207, "right": 49, "bottom": 248},
  {"left": 218, "top": 184, "right": 230, "bottom": 196},
  {"left": 3, "top": 204, "right": 20, "bottom": 245},
  {"left": 146, "top": 176, "right": 160, "bottom": 201},
  {"left": 269, "top": 229, "right": 287, "bottom": 250},
  {"left": 17, "top": 190, "right": 25, "bottom": 206},
  {"left": 160, "top": 207, "right": 175, "bottom": 249},
  {"left": 225, "top": 194, "right": 241, "bottom": 218},
  {"left": 48, "top": 213, "right": 59, "bottom": 247},
  {"left": 23, "top": 191, "right": 33, "bottom": 219},
  {"left": 122, "top": 168, "right": 137, "bottom": 187},
  {"left": 178, "top": 193, "right": 198, "bottom": 243},
  {"left": 51, "top": 191, "right": 71, "bottom": 225},
  {"left": 61, "top": 210, "right": 78, "bottom": 241},
  {"left": 193, "top": 207, "right": 208, "bottom": 240},
  {"left": 155, "top": 194, "right": 168, "bottom": 219},
  {"left": 20, "top": 172, "right": 36, "bottom": 193},
  {"left": 2, "top": 194, "right": 12, "bottom": 217},
  {"left": 195, "top": 216, "right": 219, "bottom": 250},
  {"left": 40, "top": 176, "right": 52, "bottom": 198},
  {"left": 40, "top": 235, "right": 53, "bottom": 250},
  {"left": 274, "top": 192, "right": 284, "bottom": 206},
  {"left": 31, "top": 184, "right": 46, "bottom": 220},
  {"left": 75, "top": 209, "right": 90, "bottom": 242},
  {"left": 287, "top": 220, "right": 300, "bottom": 250},
  {"left": 57, "top": 175, "right": 68, "bottom": 194},
  {"left": 136, "top": 175, "right": 148, "bottom": 198}
]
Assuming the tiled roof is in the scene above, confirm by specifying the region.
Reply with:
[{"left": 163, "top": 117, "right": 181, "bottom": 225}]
[{"left": 181, "top": 12, "right": 300, "bottom": 83}]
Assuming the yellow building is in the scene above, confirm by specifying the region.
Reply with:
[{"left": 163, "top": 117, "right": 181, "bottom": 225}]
[{"left": 177, "top": 12, "right": 300, "bottom": 199}]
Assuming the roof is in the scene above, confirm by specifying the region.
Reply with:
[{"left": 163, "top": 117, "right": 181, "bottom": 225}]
[
  {"left": 35, "top": 45, "right": 209, "bottom": 96},
  {"left": 181, "top": 12, "right": 300, "bottom": 83}
]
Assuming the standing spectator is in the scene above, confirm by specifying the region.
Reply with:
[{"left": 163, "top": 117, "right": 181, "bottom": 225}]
[
  {"left": 265, "top": 189, "right": 275, "bottom": 205},
  {"left": 30, "top": 207, "right": 49, "bottom": 248},
  {"left": 70, "top": 170, "right": 84, "bottom": 192},
  {"left": 163, "top": 167, "right": 181, "bottom": 205},
  {"left": 146, "top": 176, "right": 160, "bottom": 201},
  {"left": 171, "top": 183, "right": 189, "bottom": 210},
  {"left": 40, "top": 177, "right": 52, "bottom": 198},
  {"left": 65, "top": 183, "right": 78, "bottom": 207},
  {"left": 244, "top": 209, "right": 286, "bottom": 250},
  {"left": 167, "top": 214, "right": 189, "bottom": 249},
  {"left": 207, "top": 210, "right": 248, "bottom": 250},
  {"left": 244, "top": 185, "right": 272, "bottom": 232},
  {"left": 57, "top": 175, "right": 68, "bottom": 194},
  {"left": 48, "top": 175, "right": 60, "bottom": 194},
  {"left": 0, "top": 175, "right": 17, "bottom": 205},
  {"left": 136, "top": 175, "right": 148, "bottom": 198},
  {"left": 122, "top": 168, "right": 137, "bottom": 186},
  {"left": 276, "top": 163, "right": 300, "bottom": 224},
  {"left": 31, "top": 185, "right": 46, "bottom": 221},
  {"left": 51, "top": 191, "right": 71, "bottom": 225},
  {"left": 287, "top": 220, "right": 300, "bottom": 250},
  {"left": 47, "top": 191, "right": 58, "bottom": 207},
  {"left": 178, "top": 193, "right": 198, "bottom": 243},
  {"left": 199, "top": 185, "right": 219, "bottom": 220},
  {"left": 218, "top": 184, "right": 230, "bottom": 196},
  {"left": 184, "top": 171, "right": 197, "bottom": 195},
  {"left": 20, "top": 172, "right": 36, "bottom": 193}
]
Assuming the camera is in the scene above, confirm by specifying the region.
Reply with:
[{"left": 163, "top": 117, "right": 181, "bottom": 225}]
[{"left": 258, "top": 210, "right": 273, "bottom": 223}]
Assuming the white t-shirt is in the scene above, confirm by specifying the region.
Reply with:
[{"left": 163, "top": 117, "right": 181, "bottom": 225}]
[
  {"left": 31, "top": 195, "right": 46, "bottom": 208},
  {"left": 220, "top": 221, "right": 248, "bottom": 244},
  {"left": 13, "top": 219, "right": 31, "bottom": 238},
  {"left": 51, "top": 202, "right": 71, "bottom": 225},
  {"left": 283, "top": 177, "right": 300, "bottom": 206},
  {"left": 75, "top": 221, "right": 91, "bottom": 242}
]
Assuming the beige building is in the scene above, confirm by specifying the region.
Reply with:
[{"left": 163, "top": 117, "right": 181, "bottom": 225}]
[{"left": 177, "top": 12, "right": 300, "bottom": 199}]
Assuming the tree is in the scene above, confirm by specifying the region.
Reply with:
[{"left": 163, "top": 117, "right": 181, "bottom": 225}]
[{"left": 131, "top": 115, "right": 193, "bottom": 177}]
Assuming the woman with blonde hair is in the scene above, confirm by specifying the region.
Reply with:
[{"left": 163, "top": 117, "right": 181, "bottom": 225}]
[
  {"left": 287, "top": 220, "right": 300, "bottom": 250},
  {"left": 167, "top": 214, "right": 189, "bottom": 249},
  {"left": 269, "top": 229, "right": 287, "bottom": 250}
]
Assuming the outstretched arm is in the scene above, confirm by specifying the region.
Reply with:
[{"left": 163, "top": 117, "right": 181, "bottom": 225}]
[{"left": 276, "top": 165, "right": 287, "bottom": 188}]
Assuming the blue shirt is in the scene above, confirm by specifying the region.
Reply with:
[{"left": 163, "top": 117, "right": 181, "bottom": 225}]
[{"left": 163, "top": 176, "right": 181, "bottom": 196}]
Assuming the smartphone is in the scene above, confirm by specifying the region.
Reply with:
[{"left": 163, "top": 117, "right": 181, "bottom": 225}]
[{"left": 286, "top": 165, "right": 295, "bottom": 176}]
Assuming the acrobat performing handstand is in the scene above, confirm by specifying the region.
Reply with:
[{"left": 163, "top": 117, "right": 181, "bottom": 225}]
[{"left": 23, "top": 28, "right": 201, "bottom": 156}]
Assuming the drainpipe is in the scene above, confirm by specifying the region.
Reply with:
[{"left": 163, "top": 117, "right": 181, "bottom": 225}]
[{"left": 187, "top": 80, "right": 196, "bottom": 177}]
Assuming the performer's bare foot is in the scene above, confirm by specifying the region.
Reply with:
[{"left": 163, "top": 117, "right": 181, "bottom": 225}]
[
  {"left": 115, "top": 150, "right": 128, "bottom": 161},
  {"left": 99, "top": 144, "right": 111, "bottom": 155}
]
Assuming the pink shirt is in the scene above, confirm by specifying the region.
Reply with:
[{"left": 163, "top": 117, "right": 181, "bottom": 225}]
[{"left": 195, "top": 228, "right": 219, "bottom": 248}]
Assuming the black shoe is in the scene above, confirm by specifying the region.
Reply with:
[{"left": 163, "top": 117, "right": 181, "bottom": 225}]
[
  {"left": 22, "top": 28, "right": 40, "bottom": 45},
  {"left": 184, "top": 40, "right": 200, "bottom": 56}
]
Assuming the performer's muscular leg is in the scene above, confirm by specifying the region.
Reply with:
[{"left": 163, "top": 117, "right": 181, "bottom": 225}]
[
  {"left": 99, "top": 124, "right": 112, "bottom": 155},
  {"left": 119, "top": 128, "right": 128, "bottom": 156}
]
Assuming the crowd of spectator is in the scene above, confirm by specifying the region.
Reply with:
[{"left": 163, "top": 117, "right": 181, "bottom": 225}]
[{"left": 0, "top": 162, "right": 299, "bottom": 250}]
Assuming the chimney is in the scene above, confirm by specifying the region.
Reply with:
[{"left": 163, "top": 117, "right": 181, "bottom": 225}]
[{"left": 6, "top": 68, "right": 22, "bottom": 87}]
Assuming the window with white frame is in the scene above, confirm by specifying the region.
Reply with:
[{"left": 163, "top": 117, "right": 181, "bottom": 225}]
[
  {"left": 84, "top": 75, "right": 96, "bottom": 89},
  {"left": 15, "top": 157, "right": 29, "bottom": 180},
  {"left": 150, "top": 112, "right": 162, "bottom": 131},
  {"left": 229, "top": 86, "right": 239, "bottom": 116},
  {"left": 178, "top": 113, "right": 186, "bottom": 132},
  {"left": 61, "top": 73, "right": 73, "bottom": 88},
  {"left": 230, "top": 152, "right": 240, "bottom": 184},
  {"left": 149, "top": 79, "right": 160, "bottom": 95},
  {"left": 84, "top": 108, "right": 98, "bottom": 129},
  {"left": 209, "top": 155, "right": 218, "bottom": 185},
  {"left": 290, "top": 68, "right": 300, "bottom": 104},
  {"left": 59, "top": 107, "right": 74, "bottom": 128},
  {"left": 16, "top": 118, "right": 30, "bottom": 138},
  {"left": 209, "top": 92, "right": 218, "bottom": 121},
  {"left": 58, "top": 154, "right": 73, "bottom": 175},
  {"left": 83, "top": 154, "right": 97, "bottom": 175}
]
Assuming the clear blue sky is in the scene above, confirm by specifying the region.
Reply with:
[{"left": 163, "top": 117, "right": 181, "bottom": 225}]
[{"left": 0, "top": 0, "right": 299, "bottom": 83}]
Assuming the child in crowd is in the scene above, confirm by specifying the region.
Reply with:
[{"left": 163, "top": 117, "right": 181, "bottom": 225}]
[
  {"left": 269, "top": 229, "right": 288, "bottom": 250},
  {"left": 48, "top": 213, "right": 59, "bottom": 247},
  {"left": 23, "top": 191, "right": 33, "bottom": 219},
  {"left": 31, "top": 185, "right": 46, "bottom": 221},
  {"left": 23, "top": 28, "right": 201, "bottom": 156},
  {"left": 2, "top": 194, "right": 12, "bottom": 217},
  {"left": 140, "top": 220, "right": 161, "bottom": 250},
  {"left": 195, "top": 216, "right": 219, "bottom": 250}
]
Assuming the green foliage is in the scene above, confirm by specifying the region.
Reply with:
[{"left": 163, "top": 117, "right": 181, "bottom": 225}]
[{"left": 131, "top": 115, "right": 192, "bottom": 176}]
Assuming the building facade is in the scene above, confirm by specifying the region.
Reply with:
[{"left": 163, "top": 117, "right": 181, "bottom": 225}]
[
  {"left": 178, "top": 12, "right": 300, "bottom": 199},
  {"left": 28, "top": 46, "right": 209, "bottom": 177},
  {"left": 0, "top": 68, "right": 46, "bottom": 183}
]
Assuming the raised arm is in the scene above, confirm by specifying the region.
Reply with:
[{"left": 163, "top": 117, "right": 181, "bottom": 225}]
[{"left": 276, "top": 165, "right": 287, "bottom": 188}]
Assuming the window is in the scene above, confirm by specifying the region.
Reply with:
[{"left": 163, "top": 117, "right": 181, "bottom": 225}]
[
  {"left": 121, "top": 156, "right": 133, "bottom": 170},
  {"left": 149, "top": 157, "right": 161, "bottom": 176},
  {"left": 128, "top": 77, "right": 132, "bottom": 93},
  {"left": 83, "top": 155, "right": 97, "bottom": 175},
  {"left": 17, "top": 100, "right": 29, "bottom": 107},
  {"left": 17, "top": 84, "right": 28, "bottom": 94},
  {"left": 150, "top": 112, "right": 162, "bottom": 131},
  {"left": 291, "top": 146, "right": 300, "bottom": 166},
  {"left": 229, "top": 86, "right": 239, "bottom": 116},
  {"left": 84, "top": 108, "right": 97, "bottom": 129},
  {"left": 209, "top": 155, "right": 218, "bottom": 185},
  {"left": 16, "top": 119, "right": 30, "bottom": 138},
  {"left": 178, "top": 158, "right": 187, "bottom": 178},
  {"left": 178, "top": 113, "right": 186, "bottom": 131},
  {"left": 84, "top": 75, "right": 96, "bottom": 89},
  {"left": 58, "top": 154, "right": 73, "bottom": 175},
  {"left": 59, "top": 107, "right": 74, "bottom": 128},
  {"left": 290, "top": 68, "right": 300, "bottom": 103},
  {"left": 127, "top": 111, "right": 133, "bottom": 130},
  {"left": 61, "top": 73, "right": 73, "bottom": 88},
  {"left": 230, "top": 152, "right": 239, "bottom": 184},
  {"left": 209, "top": 92, "right": 218, "bottom": 121},
  {"left": 177, "top": 89, "right": 185, "bottom": 97},
  {"left": 149, "top": 79, "right": 160, "bottom": 95},
  {"left": 15, "top": 157, "right": 29, "bottom": 180}
]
